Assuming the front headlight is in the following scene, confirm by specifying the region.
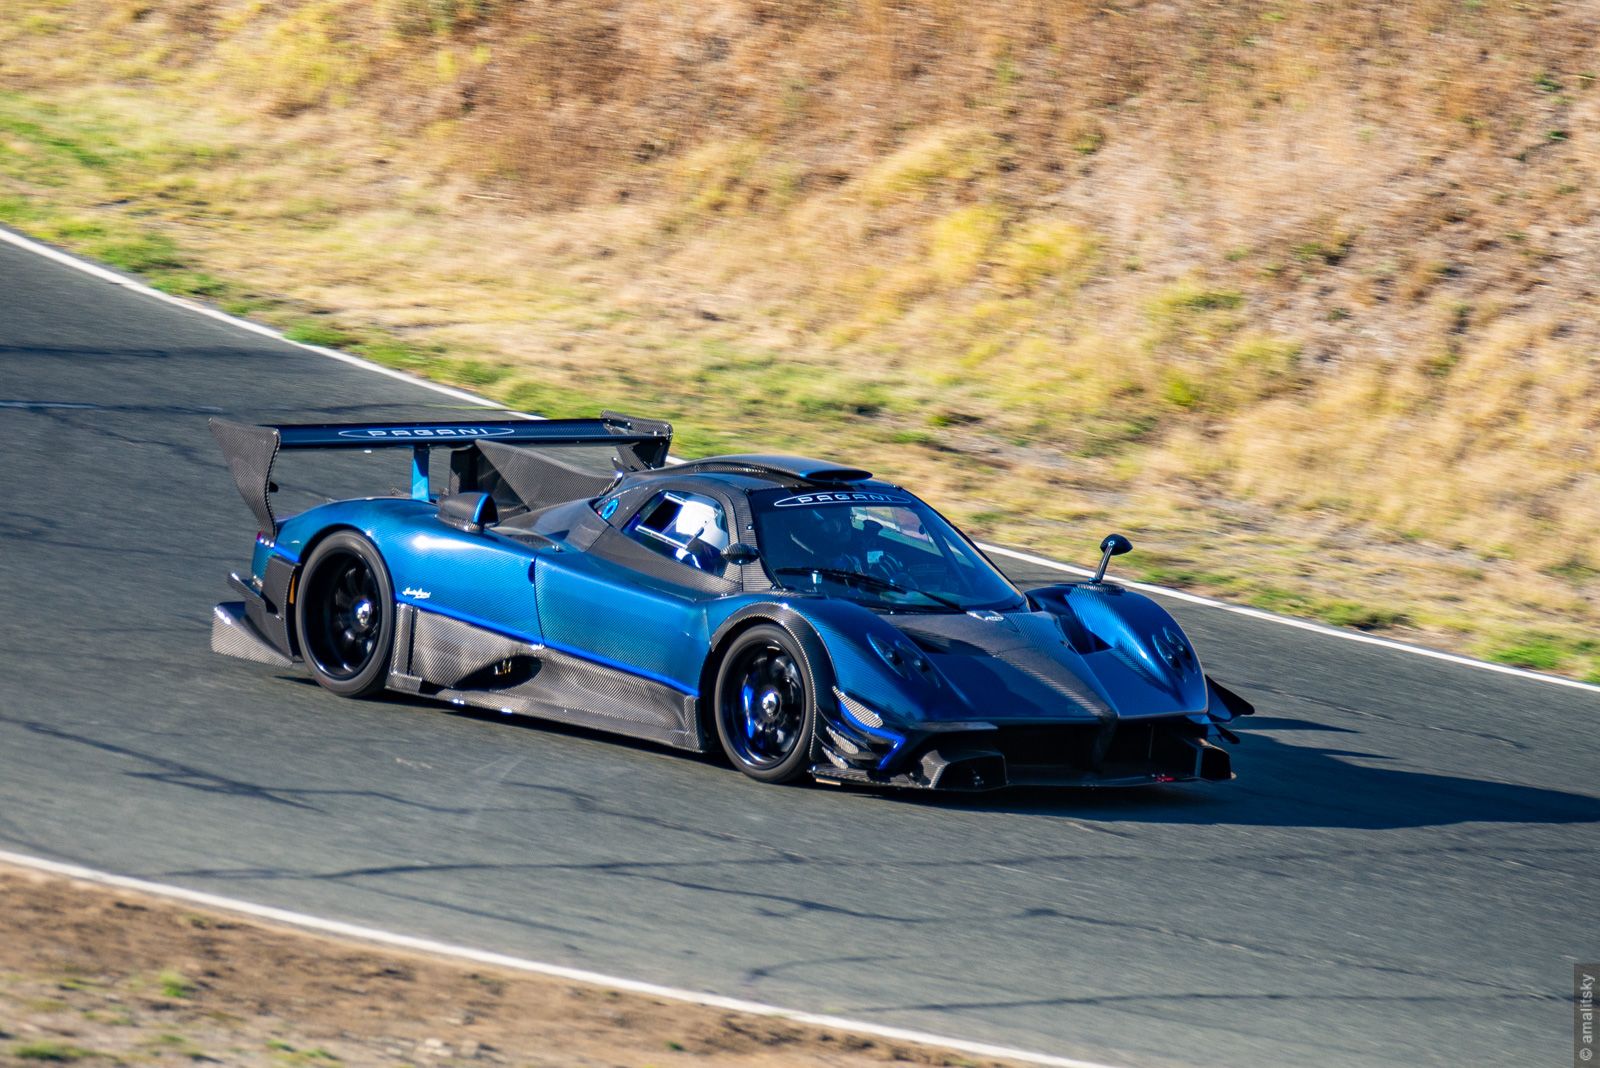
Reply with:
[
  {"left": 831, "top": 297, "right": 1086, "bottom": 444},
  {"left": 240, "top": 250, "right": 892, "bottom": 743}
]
[{"left": 868, "top": 632, "right": 929, "bottom": 677}]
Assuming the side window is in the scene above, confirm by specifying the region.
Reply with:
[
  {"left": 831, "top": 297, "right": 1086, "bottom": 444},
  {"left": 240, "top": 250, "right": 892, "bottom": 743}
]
[{"left": 622, "top": 491, "right": 730, "bottom": 572}]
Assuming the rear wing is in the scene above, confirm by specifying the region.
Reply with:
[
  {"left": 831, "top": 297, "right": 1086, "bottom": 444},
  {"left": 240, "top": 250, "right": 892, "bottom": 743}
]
[{"left": 209, "top": 412, "right": 671, "bottom": 531}]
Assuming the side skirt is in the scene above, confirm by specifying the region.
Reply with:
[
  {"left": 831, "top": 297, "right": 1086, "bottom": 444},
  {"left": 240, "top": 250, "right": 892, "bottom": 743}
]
[{"left": 387, "top": 604, "right": 704, "bottom": 752}]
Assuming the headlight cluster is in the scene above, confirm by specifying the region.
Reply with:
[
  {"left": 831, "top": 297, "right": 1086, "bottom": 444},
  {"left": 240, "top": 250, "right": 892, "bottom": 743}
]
[{"left": 868, "top": 632, "right": 929, "bottom": 677}]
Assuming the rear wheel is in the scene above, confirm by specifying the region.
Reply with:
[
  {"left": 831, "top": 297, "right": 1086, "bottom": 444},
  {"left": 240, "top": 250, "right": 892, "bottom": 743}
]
[
  {"left": 295, "top": 531, "right": 395, "bottom": 697},
  {"left": 713, "top": 625, "right": 817, "bottom": 783}
]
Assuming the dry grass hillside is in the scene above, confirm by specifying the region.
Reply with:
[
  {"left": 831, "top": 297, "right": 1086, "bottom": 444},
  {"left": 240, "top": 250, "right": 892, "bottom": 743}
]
[{"left": 1, "top": 0, "right": 1597, "bottom": 678}]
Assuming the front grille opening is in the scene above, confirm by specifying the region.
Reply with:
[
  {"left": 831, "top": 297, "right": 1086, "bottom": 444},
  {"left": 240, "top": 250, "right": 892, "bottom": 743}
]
[
  {"left": 989, "top": 718, "right": 1208, "bottom": 777},
  {"left": 937, "top": 753, "right": 1006, "bottom": 791},
  {"left": 989, "top": 724, "right": 1103, "bottom": 771},
  {"left": 1106, "top": 721, "right": 1158, "bottom": 764},
  {"left": 1197, "top": 741, "right": 1232, "bottom": 781}
]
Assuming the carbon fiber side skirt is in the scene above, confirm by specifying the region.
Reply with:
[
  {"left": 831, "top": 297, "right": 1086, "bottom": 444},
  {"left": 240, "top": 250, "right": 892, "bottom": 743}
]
[{"left": 387, "top": 604, "right": 704, "bottom": 752}]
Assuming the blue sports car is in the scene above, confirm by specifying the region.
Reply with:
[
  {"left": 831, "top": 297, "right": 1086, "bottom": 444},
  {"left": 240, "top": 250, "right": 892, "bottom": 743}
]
[{"left": 209, "top": 413, "right": 1251, "bottom": 790}]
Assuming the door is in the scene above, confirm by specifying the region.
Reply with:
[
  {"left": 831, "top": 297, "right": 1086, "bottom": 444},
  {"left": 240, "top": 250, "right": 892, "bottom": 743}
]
[{"left": 533, "top": 489, "right": 737, "bottom": 695}]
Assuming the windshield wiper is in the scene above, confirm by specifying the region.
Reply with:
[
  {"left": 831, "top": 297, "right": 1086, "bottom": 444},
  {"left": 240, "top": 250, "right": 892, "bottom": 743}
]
[{"left": 772, "top": 567, "right": 964, "bottom": 611}]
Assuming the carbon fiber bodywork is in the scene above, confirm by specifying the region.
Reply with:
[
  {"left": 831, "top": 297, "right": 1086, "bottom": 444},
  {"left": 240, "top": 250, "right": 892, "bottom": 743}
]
[
  {"left": 211, "top": 416, "right": 1249, "bottom": 790},
  {"left": 211, "top": 601, "right": 293, "bottom": 668},
  {"left": 456, "top": 440, "right": 616, "bottom": 515},
  {"left": 387, "top": 604, "right": 698, "bottom": 749}
]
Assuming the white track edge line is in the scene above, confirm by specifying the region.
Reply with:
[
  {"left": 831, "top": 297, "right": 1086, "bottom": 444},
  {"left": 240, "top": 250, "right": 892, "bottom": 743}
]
[
  {"left": 969, "top": 543, "right": 1600, "bottom": 695},
  {"left": 0, "top": 849, "right": 1125, "bottom": 1068},
  {"left": 4, "top": 223, "right": 1596, "bottom": 699},
  {"left": 0, "top": 226, "right": 501, "bottom": 411}
]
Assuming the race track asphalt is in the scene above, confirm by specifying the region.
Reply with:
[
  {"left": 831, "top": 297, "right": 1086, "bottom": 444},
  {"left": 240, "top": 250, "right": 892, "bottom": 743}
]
[{"left": 1, "top": 234, "right": 1595, "bottom": 1067}]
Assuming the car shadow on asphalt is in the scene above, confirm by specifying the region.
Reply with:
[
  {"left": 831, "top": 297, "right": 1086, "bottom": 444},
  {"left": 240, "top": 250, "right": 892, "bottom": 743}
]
[
  {"left": 282, "top": 677, "right": 1600, "bottom": 830},
  {"left": 277, "top": 675, "right": 727, "bottom": 766},
  {"left": 916, "top": 715, "right": 1600, "bottom": 830}
]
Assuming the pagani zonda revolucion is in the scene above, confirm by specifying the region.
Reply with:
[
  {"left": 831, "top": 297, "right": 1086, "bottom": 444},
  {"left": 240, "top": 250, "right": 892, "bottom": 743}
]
[{"left": 210, "top": 413, "right": 1252, "bottom": 790}]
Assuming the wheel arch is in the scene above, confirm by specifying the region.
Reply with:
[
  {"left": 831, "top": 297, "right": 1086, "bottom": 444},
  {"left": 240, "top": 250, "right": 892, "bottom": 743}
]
[
  {"left": 282, "top": 523, "right": 378, "bottom": 655},
  {"left": 698, "top": 604, "right": 836, "bottom": 751}
]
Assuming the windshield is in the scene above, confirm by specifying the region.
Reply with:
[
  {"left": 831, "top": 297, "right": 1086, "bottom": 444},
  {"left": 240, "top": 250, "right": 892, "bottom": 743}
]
[{"left": 751, "top": 488, "right": 1024, "bottom": 612}]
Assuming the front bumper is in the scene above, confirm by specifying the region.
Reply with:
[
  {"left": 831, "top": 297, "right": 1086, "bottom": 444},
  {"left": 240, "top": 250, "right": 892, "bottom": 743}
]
[{"left": 813, "top": 712, "right": 1232, "bottom": 791}]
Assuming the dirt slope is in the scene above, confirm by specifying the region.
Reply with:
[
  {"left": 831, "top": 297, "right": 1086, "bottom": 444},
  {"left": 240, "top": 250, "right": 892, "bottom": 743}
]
[{"left": 1, "top": 0, "right": 1596, "bottom": 676}]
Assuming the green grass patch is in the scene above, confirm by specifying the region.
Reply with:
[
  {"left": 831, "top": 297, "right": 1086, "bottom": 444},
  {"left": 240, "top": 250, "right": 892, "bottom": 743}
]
[
  {"left": 150, "top": 269, "right": 231, "bottom": 298},
  {"left": 282, "top": 319, "right": 358, "bottom": 348},
  {"left": 1135, "top": 565, "right": 1242, "bottom": 591},
  {"left": 157, "top": 969, "right": 195, "bottom": 999},
  {"left": 668, "top": 420, "right": 740, "bottom": 459},
  {"left": 1316, "top": 601, "right": 1408, "bottom": 632},
  {"left": 1236, "top": 587, "right": 1410, "bottom": 631},
  {"left": 351, "top": 337, "right": 442, "bottom": 371},
  {"left": 1151, "top": 282, "right": 1244, "bottom": 314},
  {"left": 1071, "top": 415, "right": 1161, "bottom": 457},
  {"left": 0, "top": 194, "right": 47, "bottom": 226},
  {"left": 499, "top": 377, "right": 602, "bottom": 418},
  {"left": 437, "top": 357, "right": 508, "bottom": 388},
  {"left": 13, "top": 1042, "right": 99, "bottom": 1063},
  {"left": 270, "top": 1045, "right": 342, "bottom": 1066},
  {"left": 1244, "top": 586, "right": 1320, "bottom": 617},
  {"left": 221, "top": 296, "right": 276, "bottom": 318},
  {"left": 0, "top": 103, "right": 112, "bottom": 170},
  {"left": 1478, "top": 633, "right": 1571, "bottom": 672},
  {"left": 1543, "top": 557, "right": 1599, "bottom": 584}
]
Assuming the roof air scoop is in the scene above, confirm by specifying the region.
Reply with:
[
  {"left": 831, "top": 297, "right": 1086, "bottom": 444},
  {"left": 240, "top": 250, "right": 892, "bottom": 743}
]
[{"left": 673, "top": 454, "right": 872, "bottom": 483}]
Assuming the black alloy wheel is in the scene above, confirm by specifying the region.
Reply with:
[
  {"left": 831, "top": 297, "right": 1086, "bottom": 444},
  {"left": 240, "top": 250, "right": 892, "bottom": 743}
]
[
  {"left": 713, "top": 624, "right": 818, "bottom": 783},
  {"left": 295, "top": 531, "right": 396, "bottom": 697}
]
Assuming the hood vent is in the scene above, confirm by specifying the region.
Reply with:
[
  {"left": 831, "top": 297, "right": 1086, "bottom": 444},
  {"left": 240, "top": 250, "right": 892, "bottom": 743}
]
[
  {"left": 1051, "top": 603, "right": 1111, "bottom": 654},
  {"left": 901, "top": 630, "right": 988, "bottom": 656}
]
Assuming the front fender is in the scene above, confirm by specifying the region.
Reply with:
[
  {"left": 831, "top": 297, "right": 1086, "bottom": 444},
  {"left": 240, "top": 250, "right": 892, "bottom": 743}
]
[
  {"left": 706, "top": 597, "right": 970, "bottom": 773},
  {"left": 787, "top": 598, "right": 975, "bottom": 726},
  {"left": 1028, "top": 583, "right": 1209, "bottom": 717}
]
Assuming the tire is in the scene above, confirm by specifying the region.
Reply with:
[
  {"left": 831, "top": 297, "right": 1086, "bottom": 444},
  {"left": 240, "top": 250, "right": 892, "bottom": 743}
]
[
  {"left": 294, "top": 531, "right": 395, "bottom": 697},
  {"left": 713, "top": 624, "right": 818, "bottom": 784}
]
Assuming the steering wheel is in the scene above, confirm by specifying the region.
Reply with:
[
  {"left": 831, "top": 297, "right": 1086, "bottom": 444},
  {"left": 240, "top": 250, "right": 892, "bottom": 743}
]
[{"left": 868, "top": 549, "right": 914, "bottom": 587}]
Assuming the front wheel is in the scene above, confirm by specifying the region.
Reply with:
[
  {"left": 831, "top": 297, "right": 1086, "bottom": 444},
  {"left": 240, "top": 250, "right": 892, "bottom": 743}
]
[
  {"left": 713, "top": 625, "right": 818, "bottom": 784},
  {"left": 294, "top": 531, "right": 395, "bottom": 697}
]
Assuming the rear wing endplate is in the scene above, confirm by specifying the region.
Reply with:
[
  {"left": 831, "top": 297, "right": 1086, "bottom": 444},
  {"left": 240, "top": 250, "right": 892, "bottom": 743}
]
[{"left": 209, "top": 413, "right": 672, "bottom": 532}]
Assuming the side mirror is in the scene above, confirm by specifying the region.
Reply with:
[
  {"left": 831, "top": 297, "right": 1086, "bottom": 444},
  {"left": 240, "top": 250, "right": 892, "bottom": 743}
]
[
  {"left": 1092, "top": 532, "right": 1132, "bottom": 583},
  {"left": 721, "top": 542, "right": 760, "bottom": 566}
]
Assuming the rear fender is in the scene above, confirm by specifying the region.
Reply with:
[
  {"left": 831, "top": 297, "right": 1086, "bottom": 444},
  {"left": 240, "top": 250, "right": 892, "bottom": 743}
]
[{"left": 254, "top": 508, "right": 403, "bottom": 661}]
